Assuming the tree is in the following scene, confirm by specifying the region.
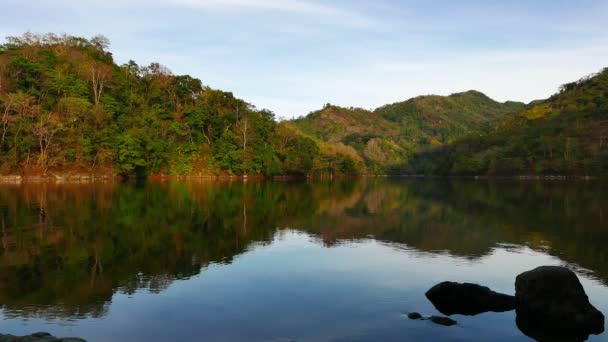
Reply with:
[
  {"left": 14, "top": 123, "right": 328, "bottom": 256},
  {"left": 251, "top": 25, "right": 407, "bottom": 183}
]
[
  {"left": 1, "top": 92, "right": 36, "bottom": 147},
  {"left": 33, "top": 113, "right": 63, "bottom": 173},
  {"left": 235, "top": 115, "right": 250, "bottom": 153},
  {"left": 115, "top": 133, "right": 146, "bottom": 176},
  {"left": 90, "top": 35, "right": 110, "bottom": 50},
  {"left": 80, "top": 60, "right": 111, "bottom": 106},
  {"left": 0, "top": 56, "right": 7, "bottom": 95}
]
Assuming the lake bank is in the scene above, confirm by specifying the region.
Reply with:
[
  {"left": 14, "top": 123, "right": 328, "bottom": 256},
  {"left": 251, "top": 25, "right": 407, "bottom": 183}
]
[
  {"left": 0, "top": 173, "right": 597, "bottom": 184},
  {"left": 0, "top": 332, "right": 85, "bottom": 342}
]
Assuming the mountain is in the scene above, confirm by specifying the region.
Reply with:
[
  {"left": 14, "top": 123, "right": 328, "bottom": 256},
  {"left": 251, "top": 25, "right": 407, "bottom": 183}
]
[
  {"left": 411, "top": 67, "right": 608, "bottom": 176},
  {"left": 375, "top": 90, "right": 525, "bottom": 143},
  {"left": 293, "top": 105, "right": 399, "bottom": 143},
  {"left": 292, "top": 91, "right": 524, "bottom": 173},
  {"left": 2, "top": 32, "right": 605, "bottom": 178}
]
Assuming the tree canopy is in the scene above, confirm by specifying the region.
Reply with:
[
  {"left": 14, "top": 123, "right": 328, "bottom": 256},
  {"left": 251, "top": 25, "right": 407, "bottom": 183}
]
[
  {"left": 0, "top": 33, "right": 327, "bottom": 177},
  {"left": 1, "top": 33, "right": 606, "bottom": 178}
]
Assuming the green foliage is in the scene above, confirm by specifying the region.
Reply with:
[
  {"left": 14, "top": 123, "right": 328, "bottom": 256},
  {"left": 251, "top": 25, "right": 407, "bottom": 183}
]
[
  {"left": 291, "top": 92, "right": 523, "bottom": 174},
  {"left": 2, "top": 32, "right": 606, "bottom": 178},
  {"left": 411, "top": 68, "right": 608, "bottom": 176},
  {"left": 0, "top": 33, "right": 318, "bottom": 177},
  {"left": 115, "top": 133, "right": 146, "bottom": 175}
]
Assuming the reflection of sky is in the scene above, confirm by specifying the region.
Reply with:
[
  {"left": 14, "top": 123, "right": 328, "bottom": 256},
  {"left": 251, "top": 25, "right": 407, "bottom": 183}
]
[{"left": 2, "top": 230, "right": 606, "bottom": 341}]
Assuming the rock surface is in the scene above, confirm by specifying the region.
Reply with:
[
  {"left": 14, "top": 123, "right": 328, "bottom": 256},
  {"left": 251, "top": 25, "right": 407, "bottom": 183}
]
[
  {"left": 515, "top": 266, "right": 605, "bottom": 340},
  {"left": 0, "top": 332, "right": 85, "bottom": 342},
  {"left": 425, "top": 281, "right": 516, "bottom": 316}
]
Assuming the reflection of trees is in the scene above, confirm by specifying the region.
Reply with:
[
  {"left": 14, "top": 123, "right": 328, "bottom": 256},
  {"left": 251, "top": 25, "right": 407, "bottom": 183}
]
[
  {"left": 0, "top": 179, "right": 607, "bottom": 319},
  {"left": 301, "top": 179, "right": 608, "bottom": 282},
  {"left": 0, "top": 182, "right": 269, "bottom": 319}
]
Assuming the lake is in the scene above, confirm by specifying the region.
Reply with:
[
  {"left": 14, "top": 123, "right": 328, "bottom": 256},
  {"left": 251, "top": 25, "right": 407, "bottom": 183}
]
[{"left": 0, "top": 179, "right": 607, "bottom": 341}]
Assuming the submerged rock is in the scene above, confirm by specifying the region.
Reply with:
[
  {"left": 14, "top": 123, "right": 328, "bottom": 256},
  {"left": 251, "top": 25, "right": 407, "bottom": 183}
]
[
  {"left": 515, "top": 266, "right": 605, "bottom": 341},
  {"left": 405, "top": 312, "right": 457, "bottom": 327},
  {"left": 407, "top": 312, "right": 423, "bottom": 320},
  {"left": 0, "top": 332, "right": 86, "bottom": 342},
  {"left": 429, "top": 316, "right": 458, "bottom": 326},
  {"left": 425, "top": 281, "right": 515, "bottom": 316}
]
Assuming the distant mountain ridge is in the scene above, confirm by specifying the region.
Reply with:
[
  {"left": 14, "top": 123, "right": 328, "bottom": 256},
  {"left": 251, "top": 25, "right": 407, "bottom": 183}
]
[
  {"left": 411, "top": 67, "right": 608, "bottom": 176},
  {"left": 291, "top": 90, "right": 525, "bottom": 173}
]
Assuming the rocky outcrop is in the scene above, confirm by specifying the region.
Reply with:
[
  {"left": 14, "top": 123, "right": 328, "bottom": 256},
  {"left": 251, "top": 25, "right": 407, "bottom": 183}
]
[
  {"left": 425, "top": 281, "right": 516, "bottom": 315},
  {"left": 417, "top": 266, "right": 605, "bottom": 340},
  {"left": 0, "top": 332, "right": 85, "bottom": 342},
  {"left": 515, "top": 266, "right": 605, "bottom": 341}
]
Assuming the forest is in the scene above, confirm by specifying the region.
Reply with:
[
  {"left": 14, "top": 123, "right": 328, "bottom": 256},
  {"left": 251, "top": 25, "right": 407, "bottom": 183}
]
[
  {"left": 410, "top": 68, "right": 608, "bottom": 176},
  {"left": 291, "top": 90, "right": 525, "bottom": 174},
  {"left": 0, "top": 33, "right": 334, "bottom": 178},
  {"left": 1, "top": 33, "right": 607, "bottom": 178}
]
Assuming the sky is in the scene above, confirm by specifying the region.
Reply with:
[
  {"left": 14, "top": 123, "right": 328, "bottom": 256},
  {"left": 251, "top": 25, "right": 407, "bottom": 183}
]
[{"left": 1, "top": 0, "right": 608, "bottom": 118}]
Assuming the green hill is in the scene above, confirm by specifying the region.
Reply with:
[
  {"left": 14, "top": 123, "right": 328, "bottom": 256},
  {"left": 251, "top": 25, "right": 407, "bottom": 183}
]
[
  {"left": 375, "top": 90, "right": 524, "bottom": 143},
  {"left": 292, "top": 92, "right": 524, "bottom": 174},
  {"left": 411, "top": 68, "right": 608, "bottom": 176},
  {"left": 0, "top": 33, "right": 334, "bottom": 178},
  {"left": 3, "top": 32, "right": 605, "bottom": 178},
  {"left": 293, "top": 105, "right": 399, "bottom": 143}
]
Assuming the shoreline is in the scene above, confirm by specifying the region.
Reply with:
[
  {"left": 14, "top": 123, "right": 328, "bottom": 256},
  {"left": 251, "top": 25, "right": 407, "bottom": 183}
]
[{"left": 0, "top": 173, "right": 597, "bottom": 184}]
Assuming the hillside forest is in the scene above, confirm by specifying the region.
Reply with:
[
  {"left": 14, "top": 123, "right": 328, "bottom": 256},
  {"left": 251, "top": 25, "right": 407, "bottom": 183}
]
[{"left": 1, "top": 33, "right": 607, "bottom": 178}]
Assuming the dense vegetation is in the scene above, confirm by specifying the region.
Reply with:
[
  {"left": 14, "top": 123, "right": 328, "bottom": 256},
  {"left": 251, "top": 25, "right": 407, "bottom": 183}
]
[
  {"left": 412, "top": 68, "right": 608, "bottom": 176},
  {"left": 0, "top": 33, "right": 330, "bottom": 178},
  {"left": 292, "top": 91, "right": 524, "bottom": 174},
  {"left": 2, "top": 33, "right": 606, "bottom": 178}
]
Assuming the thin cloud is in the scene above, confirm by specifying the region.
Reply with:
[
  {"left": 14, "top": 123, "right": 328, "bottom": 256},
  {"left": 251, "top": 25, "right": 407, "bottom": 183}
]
[
  {"left": 169, "top": 0, "right": 378, "bottom": 27},
  {"left": 172, "top": 0, "right": 335, "bottom": 13}
]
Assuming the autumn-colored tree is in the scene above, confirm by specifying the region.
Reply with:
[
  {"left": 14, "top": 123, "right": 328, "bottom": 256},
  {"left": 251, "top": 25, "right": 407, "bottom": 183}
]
[
  {"left": 1, "top": 91, "right": 37, "bottom": 147},
  {"left": 80, "top": 60, "right": 111, "bottom": 106},
  {"left": 32, "top": 112, "right": 63, "bottom": 173}
]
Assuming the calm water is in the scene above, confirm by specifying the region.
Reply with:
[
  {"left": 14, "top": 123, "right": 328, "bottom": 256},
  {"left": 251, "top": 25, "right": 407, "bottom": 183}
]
[{"left": 0, "top": 179, "right": 607, "bottom": 341}]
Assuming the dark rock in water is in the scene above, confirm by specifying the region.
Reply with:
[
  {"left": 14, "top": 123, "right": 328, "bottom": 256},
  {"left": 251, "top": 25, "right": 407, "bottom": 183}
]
[
  {"left": 407, "top": 312, "right": 423, "bottom": 320},
  {"left": 515, "top": 266, "right": 605, "bottom": 341},
  {"left": 429, "top": 316, "right": 457, "bottom": 326},
  {"left": 0, "top": 332, "right": 86, "bottom": 342},
  {"left": 425, "top": 281, "right": 516, "bottom": 316},
  {"left": 405, "top": 312, "right": 456, "bottom": 327}
]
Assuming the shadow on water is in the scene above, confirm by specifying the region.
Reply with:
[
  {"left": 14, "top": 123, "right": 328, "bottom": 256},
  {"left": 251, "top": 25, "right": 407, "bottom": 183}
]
[{"left": 0, "top": 178, "right": 607, "bottom": 339}]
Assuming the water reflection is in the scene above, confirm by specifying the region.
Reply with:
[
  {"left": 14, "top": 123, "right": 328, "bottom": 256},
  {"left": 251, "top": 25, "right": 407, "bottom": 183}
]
[{"left": 0, "top": 179, "right": 607, "bottom": 325}]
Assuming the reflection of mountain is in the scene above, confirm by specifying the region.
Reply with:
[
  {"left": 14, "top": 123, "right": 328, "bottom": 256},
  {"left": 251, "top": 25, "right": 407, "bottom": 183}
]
[
  {"left": 0, "top": 179, "right": 607, "bottom": 319},
  {"left": 297, "top": 179, "right": 608, "bottom": 281},
  {"left": 0, "top": 182, "right": 283, "bottom": 319}
]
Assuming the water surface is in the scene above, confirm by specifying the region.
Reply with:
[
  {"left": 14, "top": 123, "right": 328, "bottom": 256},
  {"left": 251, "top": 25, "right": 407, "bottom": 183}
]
[{"left": 0, "top": 179, "right": 607, "bottom": 341}]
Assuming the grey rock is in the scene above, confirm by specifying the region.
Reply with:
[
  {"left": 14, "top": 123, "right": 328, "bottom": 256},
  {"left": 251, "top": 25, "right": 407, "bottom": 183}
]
[{"left": 426, "top": 281, "right": 515, "bottom": 316}]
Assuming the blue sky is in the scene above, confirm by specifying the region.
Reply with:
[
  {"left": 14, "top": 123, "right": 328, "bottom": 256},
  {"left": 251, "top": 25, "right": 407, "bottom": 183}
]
[{"left": 2, "top": 0, "right": 607, "bottom": 118}]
